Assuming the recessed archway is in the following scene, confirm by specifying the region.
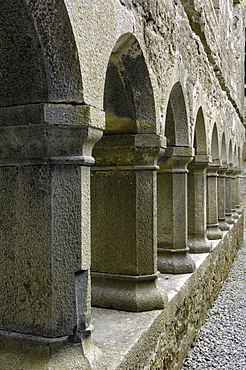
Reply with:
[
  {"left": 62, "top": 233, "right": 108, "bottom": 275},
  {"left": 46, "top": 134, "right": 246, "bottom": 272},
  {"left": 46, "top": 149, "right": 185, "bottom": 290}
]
[
  {"left": 103, "top": 33, "right": 156, "bottom": 134},
  {"left": 164, "top": 82, "right": 189, "bottom": 147}
]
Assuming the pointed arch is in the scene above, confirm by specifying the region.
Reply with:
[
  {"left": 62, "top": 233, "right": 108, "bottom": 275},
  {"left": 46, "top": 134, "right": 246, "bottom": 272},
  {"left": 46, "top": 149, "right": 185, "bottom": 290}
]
[
  {"left": 211, "top": 124, "right": 220, "bottom": 161},
  {"left": 103, "top": 33, "right": 156, "bottom": 134},
  {"left": 193, "top": 107, "right": 207, "bottom": 155},
  {"left": 228, "top": 139, "right": 233, "bottom": 164},
  {"left": 233, "top": 144, "right": 238, "bottom": 167},
  {"left": 165, "top": 82, "right": 189, "bottom": 146},
  {"left": 221, "top": 133, "right": 227, "bottom": 164}
]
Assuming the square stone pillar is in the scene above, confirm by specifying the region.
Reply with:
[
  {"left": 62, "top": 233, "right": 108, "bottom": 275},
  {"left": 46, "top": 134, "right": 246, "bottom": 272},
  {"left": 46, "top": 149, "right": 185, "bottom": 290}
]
[
  {"left": 217, "top": 164, "right": 230, "bottom": 231},
  {"left": 0, "top": 104, "right": 103, "bottom": 343},
  {"left": 188, "top": 155, "right": 212, "bottom": 253},
  {"left": 206, "top": 162, "right": 223, "bottom": 240},
  {"left": 157, "top": 146, "right": 196, "bottom": 274},
  {"left": 235, "top": 169, "right": 243, "bottom": 215},
  {"left": 91, "top": 134, "right": 167, "bottom": 311},
  {"left": 231, "top": 168, "right": 239, "bottom": 219},
  {"left": 225, "top": 166, "right": 235, "bottom": 225}
]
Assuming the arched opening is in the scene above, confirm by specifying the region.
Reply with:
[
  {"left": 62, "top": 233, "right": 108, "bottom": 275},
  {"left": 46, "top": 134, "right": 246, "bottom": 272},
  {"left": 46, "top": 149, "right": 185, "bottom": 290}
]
[
  {"left": 91, "top": 34, "right": 165, "bottom": 311},
  {"left": 217, "top": 133, "right": 230, "bottom": 231},
  {"left": 157, "top": 83, "right": 195, "bottom": 273},
  {"left": 228, "top": 139, "right": 233, "bottom": 164},
  {"left": 206, "top": 123, "right": 222, "bottom": 239},
  {"left": 103, "top": 33, "right": 156, "bottom": 134},
  {"left": 188, "top": 108, "right": 211, "bottom": 252},
  {"left": 211, "top": 124, "right": 220, "bottom": 162},
  {"left": 164, "top": 82, "right": 189, "bottom": 147},
  {"left": 221, "top": 133, "right": 227, "bottom": 164},
  {"left": 193, "top": 108, "right": 208, "bottom": 155}
]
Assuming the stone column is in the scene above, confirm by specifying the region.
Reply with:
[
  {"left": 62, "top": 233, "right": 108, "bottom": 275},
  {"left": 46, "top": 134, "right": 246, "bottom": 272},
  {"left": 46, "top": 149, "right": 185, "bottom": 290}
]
[
  {"left": 91, "top": 133, "right": 167, "bottom": 311},
  {"left": 157, "top": 146, "right": 196, "bottom": 274},
  {"left": 225, "top": 166, "right": 235, "bottom": 225},
  {"left": 217, "top": 164, "right": 230, "bottom": 231},
  {"left": 0, "top": 104, "right": 103, "bottom": 343},
  {"left": 206, "top": 162, "right": 223, "bottom": 240},
  {"left": 188, "top": 155, "right": 212, "bottom": 253},
  {"left": 236, "top": 168, "right": 243, "bottom": 215},
  {"left": 231, "top": 168, "right": 239, "bottom": 219}
]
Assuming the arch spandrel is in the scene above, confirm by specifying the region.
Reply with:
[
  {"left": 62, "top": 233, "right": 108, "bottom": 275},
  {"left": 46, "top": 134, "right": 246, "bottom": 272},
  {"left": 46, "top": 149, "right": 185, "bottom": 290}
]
[{"left": 103, "top": 33, "right": 157, "bottom": 134}]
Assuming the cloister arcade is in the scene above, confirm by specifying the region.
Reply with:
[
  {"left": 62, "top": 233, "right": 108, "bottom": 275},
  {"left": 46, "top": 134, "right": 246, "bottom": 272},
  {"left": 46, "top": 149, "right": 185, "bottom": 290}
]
[{"left": 0, "top": 0, "right": 245, "bottom": 369}]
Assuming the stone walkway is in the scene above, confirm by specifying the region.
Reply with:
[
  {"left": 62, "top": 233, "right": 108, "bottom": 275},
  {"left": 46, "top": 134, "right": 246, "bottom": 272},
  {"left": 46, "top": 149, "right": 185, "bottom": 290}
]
[{"left": 182, "top": 231, "right": 246, "bottom": 369}]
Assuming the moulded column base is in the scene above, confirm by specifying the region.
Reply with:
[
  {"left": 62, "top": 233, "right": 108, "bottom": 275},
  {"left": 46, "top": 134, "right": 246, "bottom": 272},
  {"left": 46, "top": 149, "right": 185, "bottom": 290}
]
[
  {"left": 232, "top": 210, "right": 239, "bottom": 219},
  {"left": 187, "top": 235, "right": 212, "bottom": 253},
  {"left": 0, "top": 330, "right": 105, "bottom": 370},
  {"left": 207, "top": 223, "right": 222, "bottom": 240},
  {"left": 91, "top": 272, "right": 166, "bottom": 312},
  {"left": 225, "top": 213, "right": 235, "bottom": 225},
  {"left": 218, "top": 218, "right": 230, "bottom": 231},
  {"left": 236, "top": 206, "right": 243, "bottom": 215},
  {"left": 157, "top": 247, "right": 196, "bottom": 274}
]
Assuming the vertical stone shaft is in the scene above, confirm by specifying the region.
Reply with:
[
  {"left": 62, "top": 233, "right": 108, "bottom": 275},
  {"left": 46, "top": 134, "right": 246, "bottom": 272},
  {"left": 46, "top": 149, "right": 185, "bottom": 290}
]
[
  {"left": 0, "top": 104, "right": 103, "bottom": 342},
  {"left": 157, "top": 146, "right": 196, "bottom": 274},
  {"left": 206, "top": 162, "right": 222, "bottom": 240},
  {"left": 225, "top": 166, "right": 235, "bottom": 224},
  {"left": 91, "top": 133, "right": 166, "bottom": 311},
  {"left": 217, "top": 164, "right": 230, "bottom": 231},
  {"left": 231, "top": 168, "right": 239, "bottom": 219},
  {"left": 188, "top": 155, "right": 212, "bottom": 252},
  {"left": 236, "top": 169, "right": 243, "bottom": 214}
]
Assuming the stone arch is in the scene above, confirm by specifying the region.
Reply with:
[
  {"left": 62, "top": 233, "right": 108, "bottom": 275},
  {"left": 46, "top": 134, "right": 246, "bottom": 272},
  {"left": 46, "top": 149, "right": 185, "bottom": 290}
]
[
  {"left": 103, "top": 33, "right": 156, "bottom": 134},
  {"left": 221, "top": 133, "right": 227, "bottom": 164},
  {"left": 233, "top": 143, "right": 238, "bottom": 166},
  {"left": 211, "top": 124, "right": 220, "bottom": 161},
  {"left": 228, "top": 139, "right": 233, "bottom": 164},
  {"left": 0, "top": 0, "right": 83, "bottom": 107},
  {"left": 193, "top": 107, "right": 208, "bottom": 155},
  {"left": 91, "top": 33, "right": 165, "bottom": 311},
  {"left": 165, "top": 82, "right": 189, "bottom": 147}
]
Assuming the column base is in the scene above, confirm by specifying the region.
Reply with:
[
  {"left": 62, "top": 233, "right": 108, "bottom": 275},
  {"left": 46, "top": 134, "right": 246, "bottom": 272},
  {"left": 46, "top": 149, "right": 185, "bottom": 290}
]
[
  {"left": 225, "top": 213, "right": 235, "bottom": 225},
  {"left": 218, "top": 218, "right": 230, "bottom": 231},
  {"left": 187, "top": 235, "right": 212, "bottom": 253},
  {"left": 207, "top": 223, "right": 222, "bottom": 240},
  {"left": 0, "top": 330, "right": 105, "bottom": 370},
  {"left": 236, "top": 206, "right": 243, "bottom": 215},
  {"left": 232, "top": 210, "right": 239, "bottom": 219},
  {"left": 157, "top": 247, "right": 196, "bottom": 274},
  {"left": 91, "top": 272, "right": 166, "bottom": 312}
]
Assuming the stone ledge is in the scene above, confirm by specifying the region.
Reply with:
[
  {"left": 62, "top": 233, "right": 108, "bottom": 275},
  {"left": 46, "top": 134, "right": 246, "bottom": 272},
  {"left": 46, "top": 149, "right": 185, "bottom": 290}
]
[{"left": 92, "top": 214, "right": 244, "bottom": 370}]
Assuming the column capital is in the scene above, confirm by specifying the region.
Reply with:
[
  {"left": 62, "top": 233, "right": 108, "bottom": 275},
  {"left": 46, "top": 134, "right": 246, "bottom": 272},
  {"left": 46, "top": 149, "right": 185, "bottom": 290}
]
[
  {"left": 207, "top": 161, "right": 221, "bottom": 176},
  {"left": 189, "top": 154, "right": 212, "bottom": 172},
  {"left": 0, "top": 104, "right": 104, "bottom": 165},
  {"left": 158, "top": 146, "right": 194, "bottom": 172},
  {"left": 92, "top": 133, "right": 166, "bottom": 169},
  {"left": 218, "top": 163, "right": 228, "bottom": 176}
]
